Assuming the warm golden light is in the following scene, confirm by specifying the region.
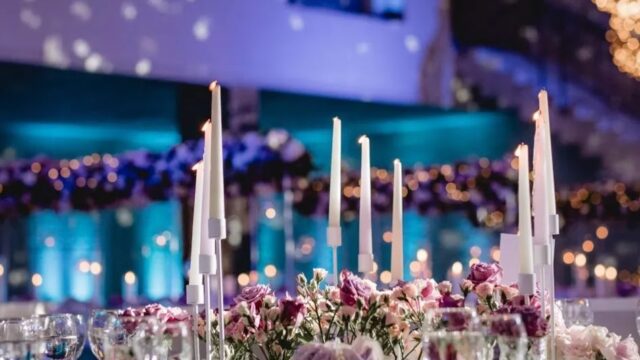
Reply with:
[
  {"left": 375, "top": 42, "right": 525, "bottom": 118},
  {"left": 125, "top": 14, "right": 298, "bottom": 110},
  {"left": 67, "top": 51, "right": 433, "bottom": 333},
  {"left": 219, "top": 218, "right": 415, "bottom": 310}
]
[
  {"left": 409, "top": 261, "right": 422, "bottom": 273},
  {"left": 575, "top": 253, "right": 587, "bottom": 267},
  {"left": 265, "top": 207, "right": 277, "bottom": 219},
  {"left": 451, "top": 261, "right": 463, "bottom": 276},
  {"left": 596, "top": 226, "right": 609, "bottom": 240},
  {"left": 124, "top": 271, "right": 136, "bottom": 285},
  {"left": 209, "top": 81, "right": 218, "bottom": 91},
  {"left": 605, "top": 266, "right": 618, "bottom": 281},
  {"left": 78, "top": 260, "right": 91, "bottom": 273},
  {"left": 417, "top": 249, "right": 428, "bottom": 262},
  {"left": 562, "top": 251, "right": 575, "bottom": 265},
  {"left": 582, "top": 240, "right": 595, "bottom": 253},
  {"left": 491, "top": 246, "right": 501, "bottom": 262},
  {"left": 264, "top": 264, "right": 277, "bottom": 278},
  {"left": 380, "top": 270, "right": 392, "bottom": 284},
  {"left": 382, "top": 231, "right": 393, "bottom": 243},
  {"left": 90, "top": 262, "right": 102, "bottom": 275},
  {"left": 31, "top": 273, "right": 43, "bottom": 287},
  {"left": 237, "top": 273, "right": 250, "bottom": 287},
  {"left": 594, "top": 264, "right": 606, "bottom": 278}
]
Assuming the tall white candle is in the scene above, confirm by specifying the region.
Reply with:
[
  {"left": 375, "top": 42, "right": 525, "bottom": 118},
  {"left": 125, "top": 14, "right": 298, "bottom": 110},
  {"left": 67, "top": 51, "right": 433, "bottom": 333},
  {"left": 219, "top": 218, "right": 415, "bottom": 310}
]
[
  {"left": 328, "top": 117, "right": 341, "bottom": 228},
  {"left": 532, "top": 116, "right": 549, "bottom": 245},
  {"left": 200, "top": 122, "right": 214, "bottom": 256},
  {"left": 538, "top": 90, "right": 556, "bottom": 215},
  {"left": 516, "top": 144, "right": 534, "bottom": 274},
  {"left": 391, "top": 159, "right": 404, "bottom": 282},
  {"left": 358, "top": 135, "right": 373, "bottom": 273},
  {"left": 189, "top": 162, "right": 204, "bottom": 285},
  {"left": 209, "top": 82, "right": 225, "bottom": 221}
]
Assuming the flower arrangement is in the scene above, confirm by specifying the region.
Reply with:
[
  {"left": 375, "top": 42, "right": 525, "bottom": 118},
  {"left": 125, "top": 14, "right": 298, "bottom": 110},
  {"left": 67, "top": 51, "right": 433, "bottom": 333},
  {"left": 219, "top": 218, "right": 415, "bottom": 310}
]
[{"left": 114, "top": 266, "right": 638, "bottom": 359}]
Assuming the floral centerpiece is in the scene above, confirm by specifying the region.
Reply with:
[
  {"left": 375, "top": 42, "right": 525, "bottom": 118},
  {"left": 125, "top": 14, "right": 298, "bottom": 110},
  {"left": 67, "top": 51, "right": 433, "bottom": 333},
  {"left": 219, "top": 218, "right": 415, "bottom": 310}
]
[{"left": 191, "top": 263, "right": 638, "bottom": 359}]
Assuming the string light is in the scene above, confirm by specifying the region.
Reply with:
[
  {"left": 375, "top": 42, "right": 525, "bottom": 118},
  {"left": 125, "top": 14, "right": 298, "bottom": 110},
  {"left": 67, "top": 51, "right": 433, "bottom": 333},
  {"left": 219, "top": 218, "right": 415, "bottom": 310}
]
[
  {"left": 594, "top": 264, "right": 606, "bottom": 278},
  {"left": 451, "top": 261, "right": 463, "bottom": 276},
  {"left": 605, "top": 266, "right": 618, "bottom": 281},
  {"left": 265, "top": 208, "right": 277, "bottom": 219},
  {"left": 416, "top": 249, "right": 428, "bottom": 262},
  {"left": 31, "top": 273, "right": 43, "bottom": 287},
  {"left": 264, "top": 264, "right": 277, "bottom": 278},
  {"left": 380, "top": 271, "right": 392, "bottom": 284},
  {"left": 562, "top": 251, "right": 576, "bottom": 265},
  {"left": 237, "top": 273, "right": 250, "bottom": 287},
  {"left": 90, "top": 262, "right": 102, "bottom": 275},
  {"left": 596, "top": 226, "right": 609, "bottom": 240},
  {"left": 594, "top": 0, "right": 640, "bottom": 78},
  {"left": 574, "top": 253, "right": 587, "bottom": 267},
  {"left": 78, "top": 260, "right": 91, "bottom": 273}
]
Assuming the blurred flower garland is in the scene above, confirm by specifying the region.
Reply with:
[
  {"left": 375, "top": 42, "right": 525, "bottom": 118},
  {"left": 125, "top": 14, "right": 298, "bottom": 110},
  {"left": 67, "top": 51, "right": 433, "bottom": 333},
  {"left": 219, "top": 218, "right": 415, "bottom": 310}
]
[
  {"left": 1, "top": 129, "right": 639, "bottom": 229},
  {"left": 0, "top": 129, "right": 312, "bottom": 217}
]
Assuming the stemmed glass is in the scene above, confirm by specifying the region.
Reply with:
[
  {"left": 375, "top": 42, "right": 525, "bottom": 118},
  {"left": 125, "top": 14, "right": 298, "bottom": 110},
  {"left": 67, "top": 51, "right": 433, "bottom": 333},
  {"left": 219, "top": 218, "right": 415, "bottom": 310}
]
[
  {"left": 422, "top": 308, "right": 484, "bottom": 360},
  {"left": 0, "top": 318, "right": 39, "bottom": 360},
  {"left": 102, "top": 315, "right": 161, "bottom": 360},
  {"left": 88, "top": 310, "right": 120, "bottom": 359},
  {"left": 481, "top": 314, "right": 527, "bottom": 360},
  {"left": 32, "top": 314, "right": 83, "bottom": 360},
  {"left": 557, "top": 298, "right": 593, "bottom": 327},
  {"left": 160, "top": 319, "right": 193, "bottom": 360}
]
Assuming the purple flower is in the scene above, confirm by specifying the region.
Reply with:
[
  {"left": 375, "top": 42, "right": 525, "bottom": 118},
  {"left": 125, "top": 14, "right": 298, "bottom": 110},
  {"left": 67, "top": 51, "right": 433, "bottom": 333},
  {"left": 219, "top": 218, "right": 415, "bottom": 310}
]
[
  {"left": 279, "top": 297, "right": 305, "bottom": 327},
  {"left": 438, "top": 293, "right": 465, "bottom": 308},
  {"left": 497, "top": 295, "right": 548, "bottom": 338},
  {"left": 467, "top": 262, "right": 503, "bottom": 285},
  {"left": 340, "top": 270, "right": 373, "bottom": 307},
  {"left": 234, "top": 284, "right": 272, "bottom": 307}
]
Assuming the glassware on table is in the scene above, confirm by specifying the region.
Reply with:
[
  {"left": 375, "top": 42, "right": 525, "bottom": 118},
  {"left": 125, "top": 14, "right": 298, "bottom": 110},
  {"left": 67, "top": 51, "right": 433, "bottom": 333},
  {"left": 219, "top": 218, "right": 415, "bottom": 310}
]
[
  {"left": 72, "top": 314, "right": 86, "bottom": 359},
  {"left": 0, "top": 318, "right": 39, "bottom": 360},
  {"left": 557, "top": 298, "right": 593, "bottom": 327},
  {"left": 88, "top": 310, "right": 120, "bottom": 359},
  {"left": 160, "top": 319, "right": 193, "bottom": 360},
  {"left": 102, "top": 315, "right": 162, "bottom": 360},
  {"left": 32, "top": 314, "right": 83, "bottom": 360},
  {"left": 481, "top": 314, "right": 527, "bottom": 360},
  {"left": 422, "top": 307, "right": 484, "bottom": 360}
]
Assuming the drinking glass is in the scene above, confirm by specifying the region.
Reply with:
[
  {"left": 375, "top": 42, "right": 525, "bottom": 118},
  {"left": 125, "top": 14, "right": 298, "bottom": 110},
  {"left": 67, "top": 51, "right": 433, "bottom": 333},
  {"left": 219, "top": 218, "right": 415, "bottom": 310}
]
[
  {"left": 160, "top": 319, "right": 193, "bottom": 360},
  {"left": 481, "top": 314, "right": 527, "bottom": 360},
  {"left": 72, "top": 314, "right": 86, "bottom": 359},
  {"left": 88, "top": 310, "right": 120, "bottom": 359},
  {"left": 32, "top": 314, "right": 83, "bottom": 360},
  {"left": 0, "top": 318, "right": 39, "bottom": 360},
  {"left": 557, "top": 298, "right": 593, "bottom": 327},
  {"left": 422, "top": 308, "right": 484, "bottom": 360},
  {"left": 102, "top": 315, "right": 161, "bottom": 360}
]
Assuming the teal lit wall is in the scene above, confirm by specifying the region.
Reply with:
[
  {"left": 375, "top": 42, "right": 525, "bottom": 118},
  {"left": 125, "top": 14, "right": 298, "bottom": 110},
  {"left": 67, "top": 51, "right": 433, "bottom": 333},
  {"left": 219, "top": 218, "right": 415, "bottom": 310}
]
[
  {"left": 1, "top": 63, "right": 184, "bottom": 302},
  {"left": 258, "top": 91, "right": 524, "bottom": 280}
]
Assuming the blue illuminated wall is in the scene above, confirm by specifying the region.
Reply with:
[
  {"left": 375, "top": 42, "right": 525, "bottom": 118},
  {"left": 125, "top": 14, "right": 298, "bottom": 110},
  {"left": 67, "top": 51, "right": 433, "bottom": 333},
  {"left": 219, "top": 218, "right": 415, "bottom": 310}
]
[{"left": 1, "top": 63, "right": 184, "bottom": 302}]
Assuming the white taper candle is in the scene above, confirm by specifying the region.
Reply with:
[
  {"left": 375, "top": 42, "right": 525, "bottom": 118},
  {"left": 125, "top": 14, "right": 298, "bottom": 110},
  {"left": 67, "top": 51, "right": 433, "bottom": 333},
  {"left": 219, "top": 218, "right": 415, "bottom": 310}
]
[
  {"left": 209, "top": 82, "right": 225, "bottom": 221},
  {"left": 328, "top": 117, "right": 341, "bottom": 228},
  {"left": 538, "top": 90, "right": 556, "bottom": 216},
  {"left": 358, "top": 135, "right": 373, "bottom": 273},
  {"left": 391, "top": 159, "right": 404, "bottom": 282},
  {"left": 189, "top": 162, "right": 204, "bottom": 285},
  {"left": 532, "top": 115, "right": 549, "bottom": 245},
  {"left": 516, "top": 144, "right": 534, "bottom": 274}
]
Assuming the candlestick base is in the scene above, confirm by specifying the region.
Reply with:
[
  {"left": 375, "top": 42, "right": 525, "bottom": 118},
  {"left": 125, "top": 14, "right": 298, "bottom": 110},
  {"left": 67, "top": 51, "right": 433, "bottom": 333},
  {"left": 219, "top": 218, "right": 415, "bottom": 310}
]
[
  {"left": 326, "top": 226, "right": 342, "bottom": 247},
  {"left": 358, "top": 253, "right": 374, "bottom": 274},
  {"left": 208, "top": 217, "right": 227, "bottom": 239},
  {"left": 549, "top": 214, "right": 559, "bottom": 236},
  {"left": 186, "top": 284, "right": 204, "bottom": 305},
  {"left": 534, "top": 244, "right": 552, "bottom": 266},
  {"left": 199, "top": 254, "right": 217, "bottom": 275},
  {"left": 518, "top": 272, "right": 536, "bottom": 296}
]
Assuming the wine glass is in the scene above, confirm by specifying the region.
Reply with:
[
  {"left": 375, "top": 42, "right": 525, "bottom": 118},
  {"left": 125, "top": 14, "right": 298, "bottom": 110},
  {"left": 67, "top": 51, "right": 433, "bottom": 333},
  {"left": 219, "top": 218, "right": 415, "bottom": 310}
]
[
  {"left": 88, "top": 310, "right": 120, "bottom": 359},
  {"left": 481, "top": 314, "right": 527, "bottom": 360},
  {"left": 422, "top": 308, "right": 484, "bottom": 360},
  {"left": 0, "top": 318, "right": 39, "bottom": 360},
  {"left": 72, "top": 314, "right": 86, "bottom": 359},
  {"left": 32, "top": 314, "right": 83, "bottom": 360},
  {"left": 557, "top": 298, "right": 593, "bottom": 327},
  {"left": 160, "top": 319, "right": 193, "bottom": 360},
  {"left": 102, "top": 315, "right": 161, "bottom": 360}
]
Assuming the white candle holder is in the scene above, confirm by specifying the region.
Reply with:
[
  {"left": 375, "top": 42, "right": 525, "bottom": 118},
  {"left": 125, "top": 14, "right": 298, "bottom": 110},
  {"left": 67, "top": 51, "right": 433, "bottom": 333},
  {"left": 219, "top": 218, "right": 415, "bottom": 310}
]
[
  {"left": 518, "top": 272, "right": 536, "bottom": 306},
  {"left": 550, "top": 214, "right": 560, "bottom": 236},
  {"left": 209, "top": 217, "right": 226, "bottom": 360},
  {"left": 327, "top": 226, "right": 342, "bottom": 284},
  {"left": 358, "top": 253, "right": 374, "bottom": 274},
  {"left": 199, "top": 253, "right": 216, "bottom": 360},
  {"left": 186, "top": 284, "right": 203, "bottom": 360}
]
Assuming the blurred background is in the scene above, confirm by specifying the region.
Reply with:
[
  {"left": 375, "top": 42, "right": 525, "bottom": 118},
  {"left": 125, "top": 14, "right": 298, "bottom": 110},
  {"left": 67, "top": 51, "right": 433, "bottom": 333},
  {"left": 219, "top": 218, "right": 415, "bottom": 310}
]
[{"left": 0, "top": 0, "right": 638, "bottom": 313}]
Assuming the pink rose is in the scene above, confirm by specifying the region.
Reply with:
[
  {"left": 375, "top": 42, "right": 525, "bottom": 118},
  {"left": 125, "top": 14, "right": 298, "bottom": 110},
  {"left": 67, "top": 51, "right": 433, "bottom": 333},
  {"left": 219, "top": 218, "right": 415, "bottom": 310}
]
[
  {"left": 340, "top": 270, "right": 373, "bottom": 306},
  {"left": 606, "top": 336, "right": 640, "bottom": 360},
  {"left": 475, "top": 282, "right": 495, "bottom": 299},
  {"left": 421, "top": 280, "right": 440, "bottom": 300},
  {"left": 460, "top": 279, "right": 475, "bottom": 294},
  {"left": 498, "top": 285, "right": 519, "bottom": 301},
  {"left": 234, "top": 284, "right": 273, "bottom": 307},
  {"left": 438, "top": 293, "right": 464, "bottom": 308},
  {"left": 467, "top": 262, "right": 503, "bottom": 285},
  {"left": 279, "top": 297, "right": 305, "bottom": 327},
  {"left": 402, "top": 283, "right": 418, "bottom": 298},
  {"left": 437, "top": 281, "right": 452, "bottom": 295}
]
